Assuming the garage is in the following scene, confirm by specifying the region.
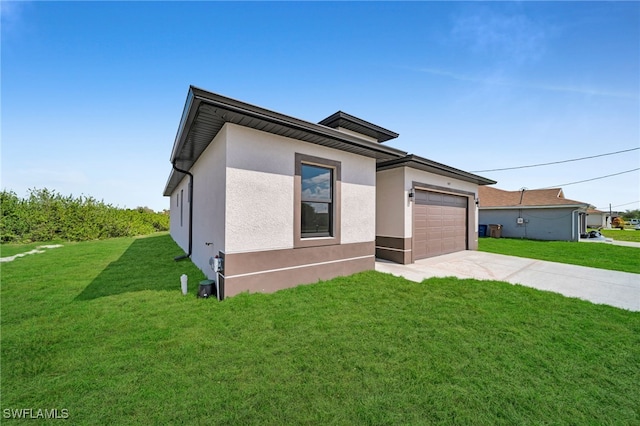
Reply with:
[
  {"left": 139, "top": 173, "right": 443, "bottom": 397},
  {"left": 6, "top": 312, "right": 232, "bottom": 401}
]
[{"left": 413, "top": 190, "right": 468, "bottom": 259}]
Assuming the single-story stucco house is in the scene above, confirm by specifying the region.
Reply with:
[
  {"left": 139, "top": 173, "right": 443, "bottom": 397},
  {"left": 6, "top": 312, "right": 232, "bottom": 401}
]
[
  {"left": 164, "top": 86, "right": 495, "bottom": 299},
  {"left": 478, "top": 186, "right": 589, "bottom": 241}
]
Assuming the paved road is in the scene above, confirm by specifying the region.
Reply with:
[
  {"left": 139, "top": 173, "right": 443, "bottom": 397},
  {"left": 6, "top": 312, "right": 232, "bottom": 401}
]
[{"left": 375, "top": 251, "right": 640, "bottom": 312}]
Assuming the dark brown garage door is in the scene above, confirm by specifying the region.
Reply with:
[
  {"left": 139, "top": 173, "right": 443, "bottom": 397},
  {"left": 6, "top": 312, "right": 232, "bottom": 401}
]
[{"left": 413, "top": 190, "right": 467, "bottom": 259}]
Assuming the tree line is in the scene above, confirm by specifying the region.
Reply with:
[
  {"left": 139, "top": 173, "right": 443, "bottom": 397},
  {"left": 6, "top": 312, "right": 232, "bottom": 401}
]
[{"left": 0, "top": 188, "right": 169, "bottom": 243}]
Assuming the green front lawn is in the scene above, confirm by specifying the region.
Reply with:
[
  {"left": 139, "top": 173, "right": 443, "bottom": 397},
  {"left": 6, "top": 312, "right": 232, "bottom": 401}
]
[
  {"left": 479, "top": 237, "right": 640, "bottom": 274},
  {"left": 2, "top": 234, "right": 639, "bottom": 424},
  {"left": 597, "top": 228, "right": 640, "bottom": 243}
]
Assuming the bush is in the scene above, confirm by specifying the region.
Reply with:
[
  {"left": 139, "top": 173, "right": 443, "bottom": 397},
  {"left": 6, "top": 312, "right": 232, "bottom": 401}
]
[{"left": 0, "top": 188, "right": 169, "bottom": 243}]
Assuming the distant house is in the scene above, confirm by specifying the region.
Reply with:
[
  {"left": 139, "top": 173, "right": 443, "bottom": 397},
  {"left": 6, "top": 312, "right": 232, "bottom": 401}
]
[
  {"left": 478, "top": 186, "right": 589, "bottom": 241},
  {"left": 586, "top": 208, "right": 611, "bottom": 229}
]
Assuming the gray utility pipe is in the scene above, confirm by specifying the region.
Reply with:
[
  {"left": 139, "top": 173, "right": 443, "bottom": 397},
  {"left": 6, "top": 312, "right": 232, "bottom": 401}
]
[{"left": 172, "top": 162, "right": 193, "bottom": 261}]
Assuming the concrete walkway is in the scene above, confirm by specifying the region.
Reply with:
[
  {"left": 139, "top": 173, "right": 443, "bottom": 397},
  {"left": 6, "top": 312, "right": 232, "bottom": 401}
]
[
  {"left": 375, "top": 251, "right": 640, "bottom": 312},
  {"left": 580, "top": 238, "right": 640, "bottom": 248},
  {"left": 610, "top": 240, "right": 640, "bottom": 248}
]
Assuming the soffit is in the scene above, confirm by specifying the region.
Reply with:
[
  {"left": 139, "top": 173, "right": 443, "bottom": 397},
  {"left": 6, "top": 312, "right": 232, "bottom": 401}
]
[
  {"left": 164, "top": 87, "right": 407, "bottom": 196},
  {"left": 377, "top": 155, "right": 497, "bottom": 186},
  {"left": 318, "top": 111, "right": 399, "bottom": 143}
]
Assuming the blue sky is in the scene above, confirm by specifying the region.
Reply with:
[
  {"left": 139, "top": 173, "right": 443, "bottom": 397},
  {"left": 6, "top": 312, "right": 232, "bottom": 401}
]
[{"left": 2, "top": 1, "right": 638, "bottom": 213}]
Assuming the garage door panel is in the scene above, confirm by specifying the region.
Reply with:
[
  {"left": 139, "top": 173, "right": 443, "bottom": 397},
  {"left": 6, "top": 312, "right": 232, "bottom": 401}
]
[
  {"left": 442, "top": 217, "right": 456, "bottom": 228},
  {"left": 413, "top": 190, "right": 468, "bottom": 260},
  {"left": 442, "top": 228, "right": 456, "bottom": 238}
]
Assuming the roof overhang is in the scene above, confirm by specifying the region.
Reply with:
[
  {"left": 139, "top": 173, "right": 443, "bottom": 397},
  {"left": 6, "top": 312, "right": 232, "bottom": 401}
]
[
  {"left": 318, "top": 111, "right": 399, "bottom": 143},
  {"left": 377, "top": 154, "right": 497, "bottom": 186},
  {"left": 164, "top": 86, "right": 407, "bottom": 196},
  {"left": 479, "top": 204, "right": 589, "bottom": 210}
]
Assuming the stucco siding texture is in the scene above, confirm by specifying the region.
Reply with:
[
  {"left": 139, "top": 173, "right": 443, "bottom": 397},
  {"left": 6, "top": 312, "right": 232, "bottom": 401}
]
[
  {"left": 222, "top": 242, "right": 374, "bottom": 297},
  {"left": 188, "top": 126, "right": 227, "bottom": 276},
  {"left": 169, "top": 176, "right": 191, "bottom": 254},
  {"left": 225, "top": 167, "right": 294, "bottom": 252},
  {"left": 479, "top": 208, "right": 578, "bottom": 241},
  {"left": 405, "top": 167, "right": 478, "bottom": 200},
  {"left": 224, "top": 124, "right": 376, "bottom": 253},
  {"left": 376, "top": 167, "right": 407, "bottom": 239},
  {"left": 341, "top": 182, "right": 376, "bottom": 243},
  {"left": 211, "top": 124, "right": 378, "bottom": 296}
]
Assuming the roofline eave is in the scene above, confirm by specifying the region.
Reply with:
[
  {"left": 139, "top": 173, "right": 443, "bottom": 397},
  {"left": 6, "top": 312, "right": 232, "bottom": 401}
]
[
  {"left": 164, "top": 86, "right": 408, "bottom": 196},
  {"left": 377, "top": 154, "right": 497, "bottom": 186},
  {"left": 479, "top": 204, "right": 590, "bottom": 210}
]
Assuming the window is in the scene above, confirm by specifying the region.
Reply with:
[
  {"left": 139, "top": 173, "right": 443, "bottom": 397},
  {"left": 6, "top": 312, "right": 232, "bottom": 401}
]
[
  {"left": 301, "top": 164, "right": 333, "bottom": 237},
  {"left": 180, "top": 189, "right": 184, "bottom": 227},
  {"left": 294, "top": 153, "right": 341, "bottom": 248}
]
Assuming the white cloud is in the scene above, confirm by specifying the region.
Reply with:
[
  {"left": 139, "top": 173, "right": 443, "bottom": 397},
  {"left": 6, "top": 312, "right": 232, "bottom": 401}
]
[
  {"left": 414, "top": 67, "right": 638, "bottom": 100},
  {"left": 1, "top": 1, "right": 30, "bottom": 36},
  {"left": 302, "top": 171, "right": 331, "bottom": 200},
  {"left": 451, "top": 7, "right": 549, "bottom": 64}
]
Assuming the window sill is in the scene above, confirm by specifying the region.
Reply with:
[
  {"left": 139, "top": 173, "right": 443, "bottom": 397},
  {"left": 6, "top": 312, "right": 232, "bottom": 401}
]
[{"left": 294, "top": 236, "right": 340, "bottom": 248}]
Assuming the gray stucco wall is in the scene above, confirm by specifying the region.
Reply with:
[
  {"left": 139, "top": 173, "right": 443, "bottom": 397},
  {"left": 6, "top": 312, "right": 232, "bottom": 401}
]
[{"left": 479, "top": 207, "right": 581, "bottom": 241}]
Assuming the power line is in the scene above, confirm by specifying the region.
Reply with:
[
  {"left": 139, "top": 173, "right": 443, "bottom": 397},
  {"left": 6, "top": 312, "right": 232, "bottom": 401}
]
[
  {"left": 537, "top": 168, "right": 640, "bottom": 189},
  {"left": 471, "top": 147, "right": 639, "bottom": 173},
  {"left": 597, "top": 201, "right": 640, "bottom": 210}
]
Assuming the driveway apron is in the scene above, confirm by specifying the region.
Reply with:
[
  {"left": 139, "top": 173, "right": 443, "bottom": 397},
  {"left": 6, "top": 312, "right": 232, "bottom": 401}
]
[{"left": 375, "top": 251, "right": 640, "bottom": 312}]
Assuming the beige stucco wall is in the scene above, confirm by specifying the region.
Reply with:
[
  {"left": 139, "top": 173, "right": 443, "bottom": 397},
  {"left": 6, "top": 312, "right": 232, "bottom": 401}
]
[
  {"left": 376, "top": 167, "right": 408, "bottom": 238},
  {"left": 224, "top": 123, "right": 376, "bottom": 253},
  {"left": 169, "top": 176, "right": 191, "bottom": 253},
  {"left": 189, "top": 125, "right": 228, "bottom": 276}
]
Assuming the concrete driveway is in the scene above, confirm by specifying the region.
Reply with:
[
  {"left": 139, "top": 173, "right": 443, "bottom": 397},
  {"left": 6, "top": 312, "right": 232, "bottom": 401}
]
[{"left": 375, "top": 251, "right": 640, "bottom": 312}]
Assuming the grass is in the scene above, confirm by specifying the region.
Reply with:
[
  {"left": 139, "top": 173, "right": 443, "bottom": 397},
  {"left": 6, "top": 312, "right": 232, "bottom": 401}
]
[
  {"left": 479, "top": 237, "right": 640, "bottom": 274},
  {"left": 2, "top": 234, "right": 639, "bottom": 424},
  {"left": 0, "top": 240, "right": 66, "bottom": 258},
  {"left": 596, "top": 228, "right": 640, "bottom": 243}
]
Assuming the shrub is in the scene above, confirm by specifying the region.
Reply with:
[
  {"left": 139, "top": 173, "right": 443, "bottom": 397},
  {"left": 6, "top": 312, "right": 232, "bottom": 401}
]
[{"left": 0, "top": 188, "right": 169, "bottom": 243}]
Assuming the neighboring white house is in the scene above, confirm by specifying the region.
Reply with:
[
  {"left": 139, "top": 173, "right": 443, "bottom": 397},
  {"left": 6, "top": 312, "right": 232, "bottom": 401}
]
[
  {"left": 478, "top": 186, "right": 590, "bottom": 241},
  {"left": 164, "top": 87, "right": 494, "bottom": 298},
  {"left": 586, "top": 208, "right": 611, "bottom": 229}
]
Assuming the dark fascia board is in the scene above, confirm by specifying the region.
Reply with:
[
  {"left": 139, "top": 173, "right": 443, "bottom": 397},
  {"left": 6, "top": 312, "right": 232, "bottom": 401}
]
[
  {"left": 318, "top": 111, "right": 399, "bottom": 143},
  {"left": 170, "top": 86, "right": 407, "bottom": 163},
  {"left": 164, "top": 86, "right": 407, "bottom": 195},
  {"left": 169, "top": 88, "right": 197, "bottom": 162},
  {"left": 377, "top": 154, "right": 497, "bottom": 186},
  {"left": 194, "top": 90, "right": 405, "bottom": 156}
]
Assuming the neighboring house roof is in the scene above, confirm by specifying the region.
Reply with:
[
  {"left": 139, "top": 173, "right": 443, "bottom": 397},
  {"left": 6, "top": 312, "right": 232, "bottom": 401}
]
[
  {"left": 479, "top": 186, "right": 589, "bottom": 209},
  {"left": 586, "top": 208, "right": 607, "bottom": 215},
  {"left": 377, "top": 154, "right": 496, "bottom": 186}
]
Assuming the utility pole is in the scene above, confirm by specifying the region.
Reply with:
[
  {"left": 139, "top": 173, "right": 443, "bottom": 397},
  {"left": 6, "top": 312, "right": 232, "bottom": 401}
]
[{"left": 610, "top": 203, "right": 613, "bottom": 229}]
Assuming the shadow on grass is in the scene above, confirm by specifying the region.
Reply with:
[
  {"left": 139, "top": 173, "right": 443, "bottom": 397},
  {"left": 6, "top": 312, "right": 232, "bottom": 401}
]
[{"left": 75, "top": 234, "right": 200, "bottom": 301}]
